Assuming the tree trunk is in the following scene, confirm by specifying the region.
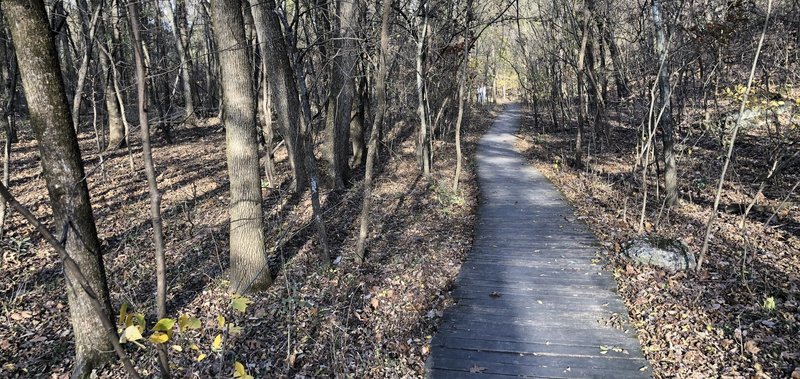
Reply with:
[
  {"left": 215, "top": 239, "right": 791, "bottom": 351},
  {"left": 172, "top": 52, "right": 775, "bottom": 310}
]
[
  {"left": 603, "top": 25, "right": 629, "bottom": 99},
  {"left": 652, "top": 0, "right": 677, "bottom": 207},
  {"left": 71, "top": 0, "right": 102, "bottom": 133},
  {"left": 259, "top": 63, "right": 276, "bottom": 188},
  {"left": 324, "top": 0, "right": 359, "bottom": 189},
  {"left": 211, "top": 0, "right": 271, "bottom": 293},
  {"left": 575, "top": 0, "right": 591, "bottom": 168},
  {"left": 161, "top": 0, "right": 195, "bottom": 120},
  {"left": 99, "top": 47, "right": 125, "bottom": 149},
  {"left": 416, "top": 7, "right": 431, "bottom": 175},
  {"left": 350, "top": 68, "right": 368, "bottom": 169},
  {"left": 248, "top": 0, "right": 308, "bottom": 191},
  {"left": 2, "top": 1, "right": 114, "bottom": 376},
  {"left": 125, "top": 3, "right": 171, "bottom": 375},
  {"left": 453, "top": 0, "right": 472, "bottom": 191},
  {"left": 355, "top": 0, "right": 391, "bottom": 262},
  {"left": 100, "top": 2, "right": 129, "bottom": 151}
]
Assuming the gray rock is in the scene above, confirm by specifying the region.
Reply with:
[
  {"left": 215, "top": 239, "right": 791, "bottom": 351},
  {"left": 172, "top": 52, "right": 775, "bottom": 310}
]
[
  {"left": 622, "top": 236, "right": 696, "bottom": 273},
  {"left": 725, "top": 103, "right": 797, "bottom": 129}
]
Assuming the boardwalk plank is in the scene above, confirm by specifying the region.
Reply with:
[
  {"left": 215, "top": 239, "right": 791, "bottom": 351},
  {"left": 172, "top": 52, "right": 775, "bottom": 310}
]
[{"left": 431, "top": 335, "right": 641, "bottom": 359}]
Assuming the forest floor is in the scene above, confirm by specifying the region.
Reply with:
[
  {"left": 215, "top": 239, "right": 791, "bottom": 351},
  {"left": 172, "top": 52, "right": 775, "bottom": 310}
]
[
  {"left": 0, "top": 105, "right": 499, "bottom": 378},
  {"left": 515, "top": 104, "right": 800, "bottom": 379}
]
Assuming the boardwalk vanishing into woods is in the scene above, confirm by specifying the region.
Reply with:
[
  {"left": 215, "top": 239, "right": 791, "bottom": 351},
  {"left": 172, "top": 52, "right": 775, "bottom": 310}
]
[{"left": 426, "top": 105, "right": 651, "bottom": 378}]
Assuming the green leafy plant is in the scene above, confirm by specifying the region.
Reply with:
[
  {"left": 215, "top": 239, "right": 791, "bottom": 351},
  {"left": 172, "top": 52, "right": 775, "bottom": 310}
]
[
  {"left": 117, "top": 293, "right": 254, "bottom": 376},
  {"left": 762, "top": 296, "right": 776, "bottom": 312},
  {"left": 432, "top": 181, "right": 465, "bottom": 216}
]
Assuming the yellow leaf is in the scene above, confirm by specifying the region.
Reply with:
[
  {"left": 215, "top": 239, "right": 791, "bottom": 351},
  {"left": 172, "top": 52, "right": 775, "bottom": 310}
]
[
  {"left": 118, "top": 303, "right": 128, "bottom": 326},
  {"left": 227, "top": 323, "right": 243, "bottom": 336},
  {"left": 196, "top": 353, "right": 207, "bottom": 362},
  {"left": 134, "top": 314, "right": 146, "bottom": 333},
  {"left": 217, "top": 315, "right": 225, "bottom": 329},
  {"left": 190, "top": 344, "right": 200, "bottom": 351},
  {"left": 212, "top": 334, "right": 223, "bottom": 351},
  {"left": 120, "top": 325, "right": 143, "bottom": 344},
  {"left": 171, "top": 345, "right": 183, "bottom": 352},
  {"left": 231, "top": 295, "right": 253, "bottom": 313},
  {"left": 153, "top": 318, "right": 175, "bottom": 332},
  {"left": 149, "top": 331, "right": 170, "bottom": 344},
  {"left": 234, "top": 361, "right": 246, "bottom": 377},
  {"left": 179, "top": 314, "right": 202, "bottom": 332}
]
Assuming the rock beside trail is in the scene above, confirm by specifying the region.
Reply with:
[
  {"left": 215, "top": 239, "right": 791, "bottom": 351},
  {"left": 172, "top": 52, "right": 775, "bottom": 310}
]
[{"left": 622, "top": 236, "right": 696, "bottom": 273}]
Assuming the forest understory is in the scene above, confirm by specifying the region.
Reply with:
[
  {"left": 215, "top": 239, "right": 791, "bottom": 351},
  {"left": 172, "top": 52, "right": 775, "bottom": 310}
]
[
  {"left": 516, "top": 102, "right": 799, "bottom": 379},
  {"left": 0, "top": 106, "right": 498, "bottom": 378}
]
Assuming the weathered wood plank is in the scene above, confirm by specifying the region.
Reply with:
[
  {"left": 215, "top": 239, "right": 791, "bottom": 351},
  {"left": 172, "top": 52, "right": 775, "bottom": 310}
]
[
  {"left": 431, "top": 347, "right": 648, "bottom": 371},
  {"left": 429, "top": 356, "right": 649, "bottom": 379},
  {"left": 431, "top": 335, "right": 640, "bottom": 359}
]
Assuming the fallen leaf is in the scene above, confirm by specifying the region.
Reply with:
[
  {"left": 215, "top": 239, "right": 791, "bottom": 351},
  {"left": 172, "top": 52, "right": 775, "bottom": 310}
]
[
  {"left": 470, "top": 364, "right": 487, "bottom": 373},
  {"left": 744, "top": 340, "right": 760, "bottom": 355}
]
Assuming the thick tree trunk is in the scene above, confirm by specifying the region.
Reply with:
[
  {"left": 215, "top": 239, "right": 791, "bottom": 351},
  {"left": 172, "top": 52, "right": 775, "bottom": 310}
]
[
  {"left": 652, "top": 0, "right": 677, "bottom": 207},
  {"left": 248, "top": 0, "right": 307, "bottom": 191},
  {"left": 2, "top": 1, "right": 114, "bottom": 376},
  {"left": 324, "top": 0, "right": 359, "bottom": 189},
  {"left": 211, "top": 0, "right": 271, "bottom": 293}
]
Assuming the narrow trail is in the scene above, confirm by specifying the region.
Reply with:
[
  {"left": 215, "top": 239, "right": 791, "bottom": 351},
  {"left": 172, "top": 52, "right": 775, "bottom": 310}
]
[{"left": 426, "top": 104, "right": 650, "bottom": 378}]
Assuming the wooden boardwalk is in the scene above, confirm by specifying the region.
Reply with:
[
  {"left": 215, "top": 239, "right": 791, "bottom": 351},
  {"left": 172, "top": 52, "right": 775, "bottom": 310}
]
[{"left": 426, "top": 105, "right": 650, "bottom": 378}]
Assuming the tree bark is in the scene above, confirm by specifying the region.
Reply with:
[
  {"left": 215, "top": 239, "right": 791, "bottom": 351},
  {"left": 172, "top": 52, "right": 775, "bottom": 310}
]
[
  {"left": 575, "top": 0, "right": 591, "bottom": 168},
  {"left": 324, "top": 0, "right": 359, "bottom": 189},
  {"left": 2, "top": 1, "right": 114, "bottom": 376},
  {"left": 453, "top": 0, "right": 472, "bottom": 191},
  {"left": 350, "top": 68, "right": 368, "bottom": 169},
  {"left": 99, "top": 45, "right": 125, "bottom": 150},
  {"left": 248, "top": 0, "right": 308, "bottom": 191},
  {"left": 652, "top": 0, "right": 677, "bottom": 207},
  {"left": 416, "top": 6, "right": 431, "bottom": 175},
  {"left": 211, "top": 0, "right": 272, "bottom": 293}
]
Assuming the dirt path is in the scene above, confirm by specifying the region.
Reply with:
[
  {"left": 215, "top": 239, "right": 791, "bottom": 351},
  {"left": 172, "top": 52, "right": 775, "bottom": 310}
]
[{"left": 425, "top": 104, "right": 650, "bottom": 378}]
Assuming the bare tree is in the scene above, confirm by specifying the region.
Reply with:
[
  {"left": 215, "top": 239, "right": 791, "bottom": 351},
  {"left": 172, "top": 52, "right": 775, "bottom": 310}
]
[
  {"left": 211, "top": 0, "right": 272, "bottom": 293},
  {"left": 355, "top": 0, "right": 392, "bottom": 262},
  {"left": 249, "top": 0, "right": 308, "bottom": 191},
  {"left": 126, "top": 2, "right": 171, "bottom": 376},
  {"left": 652, "top": 0, "right": 678, "bottom": 207},
  {"left": 324, "top": 0, "right": 360, "bottom": 189}
]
